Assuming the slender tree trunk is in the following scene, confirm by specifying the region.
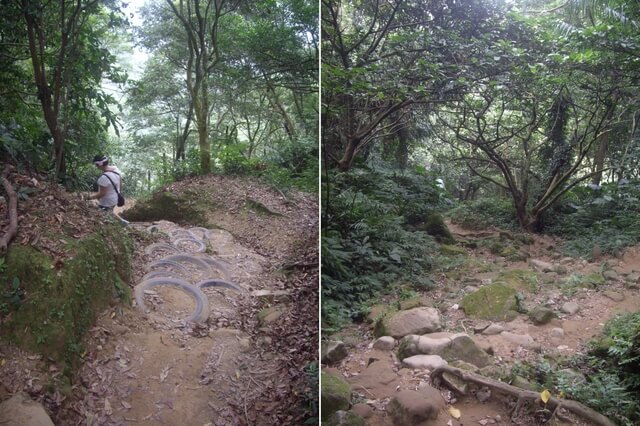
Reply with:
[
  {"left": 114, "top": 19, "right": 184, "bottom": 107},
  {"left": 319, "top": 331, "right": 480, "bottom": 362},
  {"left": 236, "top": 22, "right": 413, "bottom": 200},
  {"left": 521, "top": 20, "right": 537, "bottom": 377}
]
[{"left": 591, "top": 132, "right": 609, "bottom": 186}]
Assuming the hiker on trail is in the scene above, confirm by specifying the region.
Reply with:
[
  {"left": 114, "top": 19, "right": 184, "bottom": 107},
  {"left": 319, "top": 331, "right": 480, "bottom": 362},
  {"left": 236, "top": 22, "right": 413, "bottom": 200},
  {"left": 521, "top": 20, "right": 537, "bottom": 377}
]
[{"left": 84, "top": 155, "right": 129, "bottom": 224}]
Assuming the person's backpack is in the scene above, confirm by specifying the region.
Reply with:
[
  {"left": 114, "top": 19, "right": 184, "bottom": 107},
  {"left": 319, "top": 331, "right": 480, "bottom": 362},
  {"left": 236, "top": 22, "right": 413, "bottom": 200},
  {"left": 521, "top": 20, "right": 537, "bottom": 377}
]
[{"left": 102, "top": 172, "right": 125, "bottom": 207}]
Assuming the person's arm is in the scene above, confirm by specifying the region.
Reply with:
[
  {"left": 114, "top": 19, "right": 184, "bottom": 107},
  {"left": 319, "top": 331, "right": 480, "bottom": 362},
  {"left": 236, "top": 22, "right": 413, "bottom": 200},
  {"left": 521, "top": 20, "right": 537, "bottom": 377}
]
[{"left": 88, "top": 185, "right": 108, "bottom": 201}]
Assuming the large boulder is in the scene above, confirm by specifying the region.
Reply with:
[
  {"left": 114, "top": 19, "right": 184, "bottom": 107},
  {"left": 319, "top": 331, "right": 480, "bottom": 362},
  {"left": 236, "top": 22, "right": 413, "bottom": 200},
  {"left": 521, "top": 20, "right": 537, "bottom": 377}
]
[
  {"left": 326, "top": 410, "right": 365, "bottom": 426},
  {"left": 399, "top": 333, "right": 492, "bottom": 368},
  {"left": 0, "top": 393, "right": 54, "bottom": 426},
  {"left": 387, "top": 389, "right": 443, "bottom": 425},
  {"left": 321, "top": 371, "right": 351, "bottom": 420},
  {"left": 461, "top": 283, "right": 518, "bottom": 321},
  {"left": 322, "top": 341, "right": 348, "bottom": 365},
  {"left": 376, "top": 307, "right": 441, "bottom": 339},
  {"left": 402, "top": 355, "right": 448, "bottom": 370},
  {"left": 528, "top": 306, "right": 555, "bottom": 325}
]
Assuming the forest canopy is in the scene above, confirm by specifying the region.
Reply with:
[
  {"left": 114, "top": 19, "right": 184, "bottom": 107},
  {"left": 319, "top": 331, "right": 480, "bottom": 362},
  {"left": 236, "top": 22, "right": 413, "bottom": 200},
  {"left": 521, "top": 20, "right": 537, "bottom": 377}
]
[{"left": 1, "top": 0, "right": 318, "bottom": 194}]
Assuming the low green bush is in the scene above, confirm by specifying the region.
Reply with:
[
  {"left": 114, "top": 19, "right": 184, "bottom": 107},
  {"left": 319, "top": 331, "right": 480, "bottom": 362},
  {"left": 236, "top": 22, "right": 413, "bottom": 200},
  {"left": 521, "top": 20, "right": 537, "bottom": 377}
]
[{"left": 448, "top": 197, "right": 519, "bottom": 231}]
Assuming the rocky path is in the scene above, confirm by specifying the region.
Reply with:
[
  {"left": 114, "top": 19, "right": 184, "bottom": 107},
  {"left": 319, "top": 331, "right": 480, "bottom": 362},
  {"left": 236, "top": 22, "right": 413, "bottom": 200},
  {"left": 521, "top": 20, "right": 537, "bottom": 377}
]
[
  {"left": 56, "top": 220, "right": 295, "bottom": 425},
  {"left": 322, "top": 223, "right": 640, "bottom": 425}
]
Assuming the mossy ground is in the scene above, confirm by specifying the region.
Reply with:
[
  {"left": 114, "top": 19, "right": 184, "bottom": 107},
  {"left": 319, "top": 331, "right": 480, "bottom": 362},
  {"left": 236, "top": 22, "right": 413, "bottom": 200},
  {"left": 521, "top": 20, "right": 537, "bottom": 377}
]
[
  {"left": 495, "top": 269, "right": 539, "bottom": 293},
  {"left": 121, "top": 190, "right": 211, "bottom": 226},
  {"left": 320, "top": 371, "right": 351, "bottom": 420},
  {"left": 461, "top": 282, "right": 518, "bottom": 321},
  {"left": 0, "top": 224, "right": 132, "bottom": 372}
]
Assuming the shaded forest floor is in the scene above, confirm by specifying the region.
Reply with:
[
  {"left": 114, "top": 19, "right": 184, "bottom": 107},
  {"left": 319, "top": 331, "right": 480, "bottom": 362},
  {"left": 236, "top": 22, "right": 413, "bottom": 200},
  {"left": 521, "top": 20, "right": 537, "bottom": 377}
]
[
  {"left": 324, "top": 220, "right": 639, "bottom": 425},
  {"left": 0, "top": 172, "right": 318, "bottom": 425}
]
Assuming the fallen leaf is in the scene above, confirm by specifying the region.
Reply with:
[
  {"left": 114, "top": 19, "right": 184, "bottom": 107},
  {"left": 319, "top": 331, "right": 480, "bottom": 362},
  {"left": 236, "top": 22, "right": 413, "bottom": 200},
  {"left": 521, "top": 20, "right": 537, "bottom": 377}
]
[
  {"left": 448, "top": 406, "right": 461, "bottom": 419},
  {"left": 121, "top": 401, "right": 132, "bottom": 409},
  {"left": 104, "top": 398, "right": 112, "bottom": 416},
  {"left": 541, "top": 389, "right": 551, "bottom": 404},
  {"left": 0, "top": 359, "right": 4, "bottom": 366}
]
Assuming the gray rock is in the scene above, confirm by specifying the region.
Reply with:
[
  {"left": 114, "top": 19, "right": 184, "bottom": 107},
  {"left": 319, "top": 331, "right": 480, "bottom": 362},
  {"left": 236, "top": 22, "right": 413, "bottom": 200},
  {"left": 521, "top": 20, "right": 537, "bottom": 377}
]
[
  {"left": 321, "top": 372, "right": 352, "bottom": 420},
  {"left": 327, "top": 410, "right": 365, "bottom": 426},
  {"left": 529, "top": 306, "right": 555, "bottom": 325},
  {"left": 0, "top": 393, "right": 54, "bottom": 426},
  {"left": 552, "top": 265, "right": 568, "bottom": 275},
  {"left": 561, "top": 301, "right": 580, "bottom": 315},
  {"left": 511, "top": 375, "right": 536, "bottom": 391},
  {"left": 399, "top": 333, "right": 492, "bottom": 368},
  {"left": 603, "top": 290, "right": 625, "bottom": 302},
  {"left": 387, "top": 389, "right": 443, "bottom": 425},
  {"left": 476, "top": 387, "right": 491, "bottom": 403},
  {"left": 550, "top": 327, "right": 565, "bottom": 338},
  {"left": 528, "top": 259, "right": 553, "bottom": 272},
  {"left": 372, "top": 336, "right": 396, "bottom": 351},
  {"left": 351, "top": 403, "right": 373, "bottom": 419},
  {"left": 482, "top": 324, "right": 505, "bottom": 335},
  {"left": 500, "top": 331, "right": 536, "bottom": 348},
  {"left": 402, "top": 355, "right": 448, "bottom": 370},
  {"left": 558, "top": 368, "right": 586, "bottom": 386},
  {"left": 379, "top": 307, "right": 441, "bottom": 339},
  {"left": 463, "top": 285, "right": 479, "bottom": 293},
  {"left": 603, "top": 270, "right": 618, "bottom": 281},
  {"left": 560, "top": 257, "right": 574, "bottom": 265},
  {"left": 627, "top": 272, "right": 640, "bottom": 283},
  {"left": 322, "top": 341, "right": 348, "bottom": 365}
]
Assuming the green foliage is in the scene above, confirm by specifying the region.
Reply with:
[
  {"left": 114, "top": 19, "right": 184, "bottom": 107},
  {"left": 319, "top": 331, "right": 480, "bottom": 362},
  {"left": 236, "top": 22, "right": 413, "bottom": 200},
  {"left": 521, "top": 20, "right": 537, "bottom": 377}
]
[
  {"left": 546, "top": 181, "right": 640, "bottom": 257},
  {"left": 519, "top": 312, "right": 640, "bottom": 425},
  {"left": 321, "top": 166, "right": 442, "bottom": 331},
  {"left": 449, "top": 197, "right": 519, "bottom": 230},
  {"left": 303, "top": 361, "right": 319, "bottom": 424}
]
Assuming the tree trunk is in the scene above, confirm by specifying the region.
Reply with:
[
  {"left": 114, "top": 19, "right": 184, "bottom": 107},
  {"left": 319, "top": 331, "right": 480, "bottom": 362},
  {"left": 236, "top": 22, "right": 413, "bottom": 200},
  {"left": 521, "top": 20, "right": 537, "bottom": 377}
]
[
  {"left": 337, "top": 136, "right": 360, "bottom": 172},
  {"left": 591, "top": 131, "right": 609, "bottom": 186},
  {"left": 395, "top": 125, "right": 409, "bottom": 170}
]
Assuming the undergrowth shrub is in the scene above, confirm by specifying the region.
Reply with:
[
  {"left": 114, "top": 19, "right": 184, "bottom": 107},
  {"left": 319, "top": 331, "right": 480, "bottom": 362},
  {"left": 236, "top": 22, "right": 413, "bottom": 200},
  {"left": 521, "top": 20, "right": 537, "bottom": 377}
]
[
  {"left": 448, "top": 197, "right": 519, "bottom": 231},
  {"left": 322, "top": 166, "right": 443, "bottom": 331},
  {"left": 538, "top": 311, "right": 640, "bottom": 425},
  {"left": 545, "top": 181, "right": 640, "bottom": 258}
]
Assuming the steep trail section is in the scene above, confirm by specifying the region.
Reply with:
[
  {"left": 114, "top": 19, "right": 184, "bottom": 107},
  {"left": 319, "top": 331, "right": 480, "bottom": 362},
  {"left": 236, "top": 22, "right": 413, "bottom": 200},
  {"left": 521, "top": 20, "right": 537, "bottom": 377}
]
[
  {"left": 322, "top": 222, "right": 640, "bottom": 425},
  {"left": 0, "top": 175, "right": 318, "bottom": 426},
  {"left": 64, "top": 178, "right": 319, "bottom": 425}
]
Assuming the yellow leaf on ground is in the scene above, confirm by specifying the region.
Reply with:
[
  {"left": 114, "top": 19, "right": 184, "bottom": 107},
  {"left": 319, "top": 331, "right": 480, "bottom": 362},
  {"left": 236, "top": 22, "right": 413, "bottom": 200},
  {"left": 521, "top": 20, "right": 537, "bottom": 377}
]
[
  {"left": 0, "top": 359, "right": 5, "bottom": 366},
  {"left": 541, "top": 389, "right": 551, "bottom": 404},
  {"left": 448, "top": 406, "right": 461, "bottom": 419}
]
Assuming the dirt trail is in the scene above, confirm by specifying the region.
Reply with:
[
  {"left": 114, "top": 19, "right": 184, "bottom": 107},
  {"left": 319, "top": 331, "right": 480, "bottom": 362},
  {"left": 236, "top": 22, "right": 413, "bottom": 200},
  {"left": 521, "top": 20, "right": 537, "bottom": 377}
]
[
  {"left": 0, "top": 176, "right": 318, "bottom": 425},
  {"left": 327, "top": 222, "right": 640, "bottom": 425}
]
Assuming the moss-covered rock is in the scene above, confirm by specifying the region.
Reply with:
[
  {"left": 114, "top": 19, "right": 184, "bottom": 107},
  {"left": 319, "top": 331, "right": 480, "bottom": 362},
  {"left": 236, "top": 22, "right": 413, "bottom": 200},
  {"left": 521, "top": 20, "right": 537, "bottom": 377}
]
[
  {"left": 440, "top": 244, "right": 465, "bottom": 256},
  {"left": 0, "top": 225, "right": 132, "bottom": 370},
  {"left": 424, "top": 213, "right": 455, "bottom": 244},
  {"left": 495, "top": 269, "right": 538, "bottom": 293},
  {"left": 321, "top": 371, "right": 351, "bottom": 420},
  {"left": 461, "top": 283, "right": 518, "bottom": 321},
  {"left": 121, "top": 190, "right": 208, "bottom": 226},
  {"left": 528, "top": 306, "right": 555, "bottom": 325},
  {"left": 326, "top": 410, "right": 365, "bottom": 426}
]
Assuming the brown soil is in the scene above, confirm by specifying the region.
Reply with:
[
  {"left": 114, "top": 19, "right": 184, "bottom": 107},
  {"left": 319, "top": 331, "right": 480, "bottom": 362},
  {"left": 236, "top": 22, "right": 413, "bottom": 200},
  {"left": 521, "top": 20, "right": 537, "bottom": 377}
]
[
  {"left": 0, "top": 174, "right": 318, "bottom": 425},
  {"left": 326, "top": 221, "right": 639, "bottom": 425}
]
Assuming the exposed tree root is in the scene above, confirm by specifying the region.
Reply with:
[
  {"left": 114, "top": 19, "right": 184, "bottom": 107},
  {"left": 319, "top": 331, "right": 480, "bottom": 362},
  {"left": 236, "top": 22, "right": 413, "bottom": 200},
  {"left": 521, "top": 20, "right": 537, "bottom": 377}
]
[
  {"left": 0, "top": 166, "right": 17, "bottom": 254},
  {"left": 431, "top": 366, "right": 616, "bottom": 426}
]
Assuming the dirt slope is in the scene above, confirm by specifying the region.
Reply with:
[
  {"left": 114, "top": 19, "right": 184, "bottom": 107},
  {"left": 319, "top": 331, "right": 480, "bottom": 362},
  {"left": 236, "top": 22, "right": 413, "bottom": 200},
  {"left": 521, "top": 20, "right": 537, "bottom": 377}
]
[{"left": 0, "top": 173, "right": 318, "bottom": 425}]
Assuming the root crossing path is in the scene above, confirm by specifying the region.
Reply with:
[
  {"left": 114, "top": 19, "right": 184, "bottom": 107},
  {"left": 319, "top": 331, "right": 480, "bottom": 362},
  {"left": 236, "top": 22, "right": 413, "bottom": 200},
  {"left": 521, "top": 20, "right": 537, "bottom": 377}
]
[
  {"left": 68, "top": 221, "right": 287, "bottom": 425},
  {"left": 327, "top": 223, "right": 640, "bottom": 425}
]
